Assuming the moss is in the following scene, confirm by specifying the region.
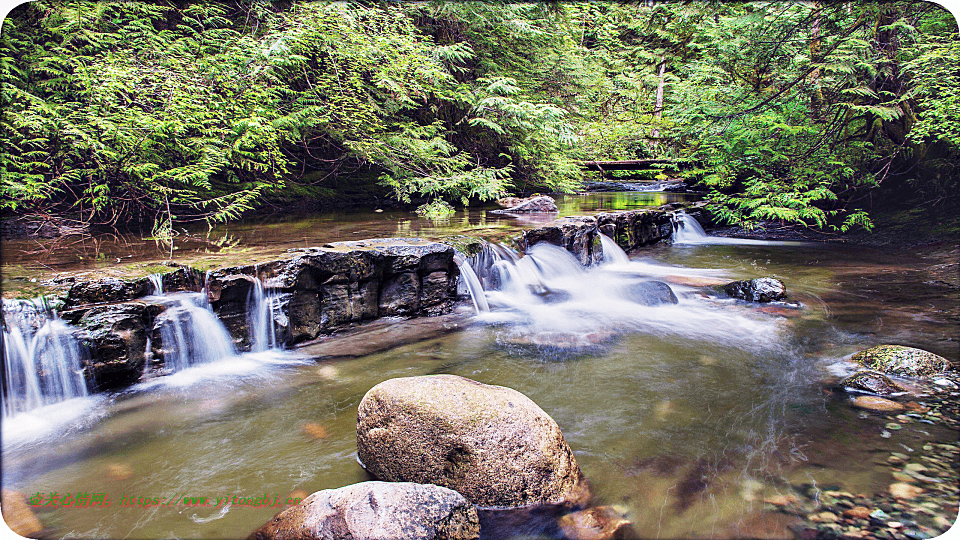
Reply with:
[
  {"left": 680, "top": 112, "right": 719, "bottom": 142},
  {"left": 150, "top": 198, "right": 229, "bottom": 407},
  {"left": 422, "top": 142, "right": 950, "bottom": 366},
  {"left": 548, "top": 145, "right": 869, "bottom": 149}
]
[{"left": 852, "top": 345, "right": 950, "bottom": 378}]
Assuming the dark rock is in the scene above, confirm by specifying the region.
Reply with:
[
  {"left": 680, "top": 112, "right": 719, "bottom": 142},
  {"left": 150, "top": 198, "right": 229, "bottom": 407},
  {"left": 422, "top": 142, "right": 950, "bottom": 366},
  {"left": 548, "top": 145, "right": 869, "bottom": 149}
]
[
  {"left": 723, "top": 277, "right": 786, "bottom": 302},
  {"left": 72, "top": 301, "right": 165, "bottom": 390},
  {"left": 851, "top": 345, "right": 951, "bottom": 379},
  {"left": 523, "top": 216, "right": 602, "bottom": 266},
  {"left": 379, "top": 272, "right": 420, "bottom": 316},
  {"left": 595, "top": 210, "right": 672, "bottom": 251},
  {"left": 626, "top": 280, "right": 679, "bottom": 306},
  {"left": 356, "top": 374, "right": 590, "bottom": 509},
  {"left": 841, "top": 371, "right": 904, "bottom": 395},
  {"left": 321, "top": 281, "right": 379, "bottom": 328},
  {"left": 558, "top": 506, "right": 636, "bottom": 540},
  {"left": 248, "top": 481, "right": 479, "bottom": 540},
  {"left": 63, "top": 277, "right": 150, "bottom": 308},
  {"left": 490, "top": 195, "right": 558, "bottom": 214},
  {"left": 420, "top": 271, "right": 456, "bottom": 315}
]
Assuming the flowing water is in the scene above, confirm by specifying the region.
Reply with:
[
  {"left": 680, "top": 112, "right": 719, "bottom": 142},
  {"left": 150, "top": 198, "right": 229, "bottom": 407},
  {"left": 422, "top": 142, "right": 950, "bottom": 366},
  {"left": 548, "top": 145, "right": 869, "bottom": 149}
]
[{"left": 2, "top": 196, "right": 958, "bottom": 539}]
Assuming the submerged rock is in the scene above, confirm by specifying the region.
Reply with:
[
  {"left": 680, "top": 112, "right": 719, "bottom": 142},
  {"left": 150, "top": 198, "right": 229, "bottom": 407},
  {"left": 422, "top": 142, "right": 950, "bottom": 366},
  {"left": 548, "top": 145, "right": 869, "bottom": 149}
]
[
  {"left": 490, "top": 195, "right": 558, "bottom": 214},
  {"left": 723, "top": 277, "right": 786, "bottom": 303},
  {"left": 841, "top": 371, "right": 904, "bottom": 396},
  {"left": 248, "top": 481, "right": 479, "bottom": 540},
  {"left": 356, "top": 375, "right": 590, "bottom": 508},
  {"left": 850, "top": 396, "right": 906, "bottom": 413},
  {"left": 1, "top": 490, "right": 43, "bottom": 538},
  {"left": 626, "top": 280, "right": 678, "bottom": 306},
  {"left": 851, "top": 345, "right": 951, "bottom": 379},
  {"left": 558, "top": 506, "right": 635, "bottom": 540}
]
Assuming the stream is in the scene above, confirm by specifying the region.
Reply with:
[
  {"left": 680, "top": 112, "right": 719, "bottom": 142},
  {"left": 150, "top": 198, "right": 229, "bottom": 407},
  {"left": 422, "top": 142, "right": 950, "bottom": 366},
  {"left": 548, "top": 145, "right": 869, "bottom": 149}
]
[{"left": 1, "top": 193, "right": 957, "bottom": 539}]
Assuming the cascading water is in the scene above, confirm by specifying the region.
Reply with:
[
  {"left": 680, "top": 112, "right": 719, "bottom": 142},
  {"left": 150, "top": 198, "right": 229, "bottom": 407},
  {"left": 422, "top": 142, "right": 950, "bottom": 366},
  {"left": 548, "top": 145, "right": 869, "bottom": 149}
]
[
  {"left": 599, "top": 233, "right": 631, "bottom": 265},
  {"left": 467, "top": 241, "right": 780, "bottom": 352},
  {"left": 671, "top": 212, "right": 709, "bottom": 244},
  {"left": 247, "top": 276, "right": 281, "bottom": 351},
  {"left": 453, "top": 254, "right": 489, "bottom": 314},
  {"left": 1, "top": 299, "right": 88, "bottom": 417},
  {"left": 148, "top": 273, "right": 164, "bottom": 295},
  {"left": 154, "top": 292, "right": 236, "bottom": 373}
]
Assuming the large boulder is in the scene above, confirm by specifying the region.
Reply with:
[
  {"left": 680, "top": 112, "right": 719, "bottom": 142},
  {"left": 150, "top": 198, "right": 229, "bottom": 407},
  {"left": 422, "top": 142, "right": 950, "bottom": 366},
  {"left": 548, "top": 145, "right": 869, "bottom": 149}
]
[
  {"left": 852, "top": 345, "right": 951, "bottom": 379},
  {"left": 357, "top": 375, "right": 590, "bottom": 509},
  {"left": 723, "top": 277, "right": 786, "bottom": 303},
  {"left": 248, "top": 482, "right": 479, "bottom": 540},
  {"left": 595, "top": 210, "right": 672, "bottom": 251}
]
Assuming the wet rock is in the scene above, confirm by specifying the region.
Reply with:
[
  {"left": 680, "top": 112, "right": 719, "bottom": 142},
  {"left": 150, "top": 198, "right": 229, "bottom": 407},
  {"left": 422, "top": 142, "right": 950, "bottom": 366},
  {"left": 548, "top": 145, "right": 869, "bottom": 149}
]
[
  {"left": 63, "top": 277, "right": 150, "bottom": 308},
  {"left": 595, "top": 209, "right": 672, "bottom": 251},
  {"left": 356, "top": 375, "right": 590, "bottom": 508},
  {"left": 841, "top": 371, "right": 904, "bottom": 395},
  {"left": 1, "top": 490, "right": 43, "bottom": 537},
  {"left": 626, "top": 280, "right": 678, "bottom": 306},
  {"left": 850, "top": 396, "right": 906, "bottom": 412},
  {"left": 70, "top": 301, "right": 165, "bottom": 390},
  {"left": 851, "top": 345, "right": 951, "bottom": 379},
  {"left": 723, "top": 278, "right": 786, "bottom": 303},
  {"left": 378, "top": 272, "right": 420, "bottom": 316},
  {"left": 523, "top": 216, "right": 603, "bottom": 266},
  {"left": 843, "top": 506, "right": 873, "bottom": 519},
  {"left": 490, "top": 195, "right": 558, "bottom": 214},
  {"left": 557, "top": 506, "right": 635, "bottom": 540},
  {"left": 248, "top": 481, "right": 479, "bottom": 540}
]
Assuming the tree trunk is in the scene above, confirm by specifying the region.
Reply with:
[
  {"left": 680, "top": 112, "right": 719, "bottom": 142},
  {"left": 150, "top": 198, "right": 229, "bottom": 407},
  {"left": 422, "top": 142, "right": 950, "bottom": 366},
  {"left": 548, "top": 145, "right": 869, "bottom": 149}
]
[{"left": 651, "top": 55, "right": 667, "bottom": 143}]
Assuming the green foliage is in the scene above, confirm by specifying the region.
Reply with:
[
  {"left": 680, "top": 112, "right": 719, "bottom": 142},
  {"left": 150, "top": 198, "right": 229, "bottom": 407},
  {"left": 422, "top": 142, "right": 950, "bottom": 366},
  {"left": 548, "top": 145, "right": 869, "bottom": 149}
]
[{"left": 2, "top": 1, "right": 956, "bottom": 231}]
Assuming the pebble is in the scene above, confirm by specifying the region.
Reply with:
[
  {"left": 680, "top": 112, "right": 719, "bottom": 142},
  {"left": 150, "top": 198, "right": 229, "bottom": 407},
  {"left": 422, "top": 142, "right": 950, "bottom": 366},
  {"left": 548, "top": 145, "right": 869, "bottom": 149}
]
[
  {"left": 885, "top": 422, "right": 902, "bottom": 430},
  {"left": 888, "top": 521, "right": 903, "bottom": 528},
  {"left": 851, "top": 396, "right": 906, "bottom": 412},
  {"left": 889, "top": 483, "right": 925, "bottom": 499},
  {"left": 904, "top": 463, "right": 928, "bottom": 473},
  {"left": 843, "top": 506, "right": 873, "bottom": 519},
  {"left": 811, "top": 511, "right": 839, "bottom": 523}
]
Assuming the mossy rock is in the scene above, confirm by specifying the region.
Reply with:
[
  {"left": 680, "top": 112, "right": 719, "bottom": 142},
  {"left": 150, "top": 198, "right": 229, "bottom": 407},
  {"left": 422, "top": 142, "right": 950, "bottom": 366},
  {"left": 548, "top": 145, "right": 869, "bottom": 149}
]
[{"left": 851, "top": 345, "right": 951, "bottom": 379}]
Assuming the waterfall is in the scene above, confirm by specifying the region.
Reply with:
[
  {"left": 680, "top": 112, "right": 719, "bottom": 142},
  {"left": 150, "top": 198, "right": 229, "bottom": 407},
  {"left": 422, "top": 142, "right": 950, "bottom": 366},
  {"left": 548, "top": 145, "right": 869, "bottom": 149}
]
[
  {"left": 148, "top": 273, "right": 164, "bottom": 295},
  {"left": 671, "top": 212, "right": 709, "bottom": 244},
  {"left": 599, "top": 233, "right": 631, "bottom": 265},
  {"left": 155, "top": 293, "right": 236, "bottom": 373},
  {"left": 247, "top": 276, "right": 280, "bottom": 351},
  {"left": 2, "top": 299, "right": 88, "bottom": 417},
  {"left": 454, "top": 254, "right": 489, "bottom": 314}
]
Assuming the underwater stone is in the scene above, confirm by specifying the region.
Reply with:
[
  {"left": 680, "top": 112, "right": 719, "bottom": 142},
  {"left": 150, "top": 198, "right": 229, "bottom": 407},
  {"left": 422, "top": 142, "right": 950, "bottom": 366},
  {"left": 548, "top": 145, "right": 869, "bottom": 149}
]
[
  {"left": 852, "top": 345, "right": 952, "bottom": 379},
  {"left": 249, "top": 481, "right": 479, "bottom": 540},
  {"left": 723, "top": 277, "right": 786, "bottom": 303},
  {"left": 841, "top": 371, "right": 904, "bottom": 396},
  {"left": 356, "top": 374, "right": 590, "bottom": 509}
]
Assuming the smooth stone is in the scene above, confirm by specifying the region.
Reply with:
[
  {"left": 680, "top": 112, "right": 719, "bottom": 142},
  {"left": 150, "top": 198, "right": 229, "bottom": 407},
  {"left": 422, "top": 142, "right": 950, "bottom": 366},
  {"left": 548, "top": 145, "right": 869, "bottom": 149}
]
[
  {"left": 851, "top": 345, "right": 951, "bottom": 379},
  {"left": 248, "top": 481, "right": 479, "bottom": 540},
  {"left": 889, "top": 483, "right": 925, "bottom": 499},
  {"left": 850, "top": 396, "right": 906, "bottom": 412},
  {"left": 1, "top": 490, "right": 43, "bottom": 538},
  {"left": 843, "top": 506, "right": 873, "bottom": 519},
  {"left": 356, "top": 375, "right": 590, "bottom": 508}
]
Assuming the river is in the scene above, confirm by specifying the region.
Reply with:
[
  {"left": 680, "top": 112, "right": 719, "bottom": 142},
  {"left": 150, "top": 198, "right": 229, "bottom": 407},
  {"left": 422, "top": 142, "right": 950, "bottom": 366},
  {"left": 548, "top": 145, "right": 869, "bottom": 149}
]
[{"left": 2, "top": 193, "right": 957, "bottom": 539}]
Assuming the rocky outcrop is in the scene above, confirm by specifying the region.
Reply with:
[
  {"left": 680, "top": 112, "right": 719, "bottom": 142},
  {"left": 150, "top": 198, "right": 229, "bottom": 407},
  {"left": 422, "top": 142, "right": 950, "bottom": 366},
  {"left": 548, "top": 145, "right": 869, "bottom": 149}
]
[
  {"left": 625, "top": 280, "right": 679, "bottom": 306},
  {"left": 852, "top": 345, "right": 952, "bottom": 379},
  {"left": 490, "top": 195, "right": 559, "bottom": 214},
  {"left": 248, "top": 482, "right": 479, "bottom": 540},
  {"left": 595, "top": 210, "right": 673, "bottom": 252},
  {"left": 723, "top": 277, "right": 786, "bottom": 303},
  {"left": 356, "top": 374, "right": 590, "bottom": 509},
  {"left": 207, "top": 238, "right": 459, "bottom": 346},
  {"left": 522, "top": 216, "right": 604, "bottom": 266},
  {"left": 62, "top": 300, "right": 166, "bottom": 390}
]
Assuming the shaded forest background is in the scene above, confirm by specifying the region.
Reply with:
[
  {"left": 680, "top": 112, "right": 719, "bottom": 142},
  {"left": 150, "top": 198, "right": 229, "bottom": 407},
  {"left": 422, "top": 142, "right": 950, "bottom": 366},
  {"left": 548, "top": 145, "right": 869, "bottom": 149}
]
[{"left": 2, "top": 1, "right": 957, "bottom": 237}]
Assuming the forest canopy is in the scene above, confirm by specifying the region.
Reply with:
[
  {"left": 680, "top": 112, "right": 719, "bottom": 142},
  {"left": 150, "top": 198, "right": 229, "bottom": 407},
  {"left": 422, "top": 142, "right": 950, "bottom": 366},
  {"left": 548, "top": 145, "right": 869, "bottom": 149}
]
[{"left": 2, "top": 1, "right": 957, "bottom": 233}]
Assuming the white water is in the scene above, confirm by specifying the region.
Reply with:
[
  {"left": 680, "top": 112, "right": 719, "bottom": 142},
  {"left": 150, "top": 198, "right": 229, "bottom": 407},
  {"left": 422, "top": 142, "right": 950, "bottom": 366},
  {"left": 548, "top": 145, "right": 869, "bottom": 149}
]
[
  {"left": 1, "top": 299, "right": 88, "bottom": 418},
  {"left": 599, "top": 233, "right": 631, "bottom": 265},
  {"left": 247, "top": 276, "right": 280, "bottom": 352},
  {"left": 671, "top": 212, "right": 809, "bottom": 246},
  {"left": 155, "top": 292, "right": 237, "bottom": 373},
  {"left": 148, "top": 273, "right": 164, "bottom": 295},
  {"left": 471, "top": 242, "right": 781, "bottom": 351},
  {"left": 454, "top": 254, "right": 490, "bottom": 313}
]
